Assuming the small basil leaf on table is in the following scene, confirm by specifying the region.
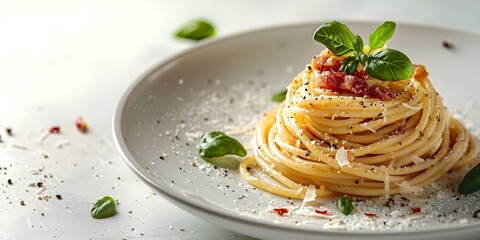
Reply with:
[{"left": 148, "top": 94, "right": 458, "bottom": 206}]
[
  {"left": 272, "top": 89, "right": 288, "bottom": 102},
  {"left": 198, "top": 131, "right": 247, "bottom": 169},
  {"left": 337, "top": 196, "right": 354, "bottom": 216},
  {"left": 339, "top": 57, "right": 359, "bottom": 75},
  {"left": 175, "top": 19, "right": 215, "bottom": 41},
  {"left": 365, "top": 48, "right": 413, "bottom": 81},
  {"left": 91, "top": 196, "right": 117, "bottom": 219},
  {"left": 459, "top": 163, "right": 480, "bottom": 194},
  {"left": 312, "top": 21, "right": 356, "bottom": 57},
  {"left": 368, "top": 21, "right": 396, "bottom": 53}
]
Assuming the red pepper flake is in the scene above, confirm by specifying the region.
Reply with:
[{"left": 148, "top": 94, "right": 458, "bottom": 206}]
[
  {"left": 75, "top": 117, "right": 88, "bottom": 133},
  {"left": 273, "top": 208, "right": 289, "bottom": 216},
  {"left": 49, "top": 126, "right": 61, "bottom": 133},
  {"left": 364, "top": 212, "right": 377, "bottom": 218},
  {"left": 412, "top": 207, "right": 421, "bottom": 214},
  {"left": 315, "top": 209, "right": 328, "bottom": 215}
]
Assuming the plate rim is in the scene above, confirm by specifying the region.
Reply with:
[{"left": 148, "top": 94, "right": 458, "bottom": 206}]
[{"left": 112, "top": 20, "right": 480, "bottom": 237}]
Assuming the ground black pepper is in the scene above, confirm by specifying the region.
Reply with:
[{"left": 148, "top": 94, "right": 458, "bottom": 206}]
[
  {"left": 473, "top": 209, "right": 480, "bottom": 219},
  {"left": 442, "top": 40, "right": 453, "bottom": 49}
]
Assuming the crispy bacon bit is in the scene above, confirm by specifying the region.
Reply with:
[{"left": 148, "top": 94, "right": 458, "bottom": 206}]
[
  {"left": 49, "top": 126, "right": 61, "bottom": 134},
  {"left": 312, "top": 54, "right": 397, "bottom": 100},
  {"left": 364, "top": 212, "right": 377, "bottom": 218},
  {"left": 412, "top": 207, "right": 421, "bottom": 214},
  {"left": 75, "top": 117, "right": 88, "bottom": 133},
  {"left": 317, "top": 71, "right": 346, "bottom": 92},
  {"left": 273, "top": 208, "right": 289, "bottom": 216},
  {"left": 315, "top": 209, "right": 328, "bottom": 215},
  {"left": 341, "top": 75, "right": 370, "bottom": 96},
  {"left": 313, "top": 54, "right": 343, "bottom": 72},
  {"left": 372, "top": 86, "right": 395, "bottom": 101},
  {"left": 413, "top": 64, "right": 429, "bottom": 80}
]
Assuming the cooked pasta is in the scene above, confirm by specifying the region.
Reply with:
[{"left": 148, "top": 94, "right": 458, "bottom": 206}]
[{"left": 239, "top": 49, "right": 478, "bottom": 199}]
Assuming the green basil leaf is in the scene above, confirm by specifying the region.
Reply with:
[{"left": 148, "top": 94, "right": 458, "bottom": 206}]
[
  {"left": 339, "top": 57, "right": 359, "bottom": 75},
  {"left": 459, "top": 163, "right": 480, "bottom": 194},
  {"left": 91, "top": 196, "right": 117, "bottom": 219},
  {"left": 198, "top": 131, "right": 247, "bottom": 169},
  {"left": 358, "top": 52, "right": 368, "bottom": 65},
  {"left": 353, "top": 35, "right": 364, "bottom": 53},
  {"left": 365, "top": 48, "right": 413, "bottom": 81},
  {"left": 368, "top": 21, "right": 396, "bottom": 53},
  {"left": 272, "top": 89, "right": 287, "bottom": 102},
  {"left": 175, "top": 19, "right": 215, "bottom": 41},
  {"left": 201, "top": 155, "right": 243, "bottom": 169},
  {"left": 312, "top": 21, "right": 356, "bottom": 57},
  {"left": 337, "top": 196, "right": 354, "bottom": 216}
]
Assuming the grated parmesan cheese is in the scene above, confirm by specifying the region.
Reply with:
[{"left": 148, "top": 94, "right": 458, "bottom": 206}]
[
  {"left": 28, "top": 168, "right": 40, "bottom": 175},
  {"left": 224, "top": 118, "right": 258, "bottom": 136},
  {"left": 26, "top": 181, "right": 36, "bottom": 187},
  {"left": 33, "top": 130, "right": 50, "bottom": 145},
  {"left": 323, "top": 219, "right": 347, "bottom": 230},
  {"left": 185, "top": 131, "right": 203, "bottom": 142},
  {"left": 402, "top": 103, "right": 422, "bottom": 111},
  {"left": 36, "top": 187, "right": 45, "bottom": 194},
  {"left": 295, "top": 139, "right": 301, "bottom": 148},
  {"left": 294, "top": 207, "right": 334, "bottom": 219},
  {"left": 396, "top": 181, "right": 423, "bottom": 193},
  {"left": 411, "top": 155, "right": 425, "bottom": 165},
  {"left": 303, "top": 184, "right": 317, "bottom": 205},
  {"left": 402, "top": 214, "right": 424, "bottom": 225},
  {"left": 360, "top": 123, "right": 376, "bottom": 133},
  {"left": 382, "top": 109, "right": 388, "bottom": 123},
  {"left": 54, "top": 138, "right": 70, "bottom": 148},
  {"left": 335, "top": 147, "right": 350, "bottom": 167},
  {"left": 11, "top": 142, "right": 28, "bottom": 150},
  {"left": 295, "top": 129, "right": 304, "bottom": 136},
  {"left": 390, "top": 210, "right": 403, "bottom": 217}
]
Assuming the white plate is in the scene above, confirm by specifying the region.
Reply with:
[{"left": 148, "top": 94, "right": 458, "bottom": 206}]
[{"left": 113, "top": 22, "right": 480, "bottom": 240}]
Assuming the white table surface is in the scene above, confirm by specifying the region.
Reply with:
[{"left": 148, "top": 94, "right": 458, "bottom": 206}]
[{"left": 0, "top": 0, "right": 479, "bottom": 239}]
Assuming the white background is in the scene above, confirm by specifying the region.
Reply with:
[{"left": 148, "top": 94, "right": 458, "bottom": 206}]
[{"left": 0, "top": 0, "right": 479, "bottom": 239}]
